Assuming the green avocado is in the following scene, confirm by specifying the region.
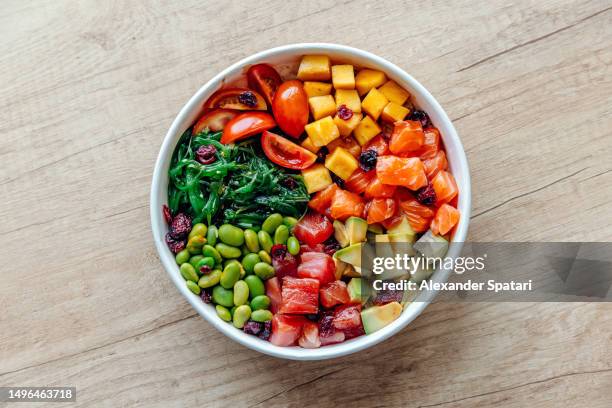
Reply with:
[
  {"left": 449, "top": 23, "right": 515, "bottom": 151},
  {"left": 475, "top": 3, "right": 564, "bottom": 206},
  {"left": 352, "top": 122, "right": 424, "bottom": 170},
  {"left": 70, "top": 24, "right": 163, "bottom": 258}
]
[
  {"left": 385, "top": 216, "right": 417, "bottom": 243},
  {"left": 333, "top": 243, "right": 362, "bottom": 268},
  {"left": 347, "top": 278, "right": 365, "bottom": 304},
  {"left": 361, "top": 302, "right": 403, "bottom": 334},
  {"left": 345, "top": 216, "right": 368, "bottom": 245},
  {"left": 333, "top": 220, "right": 350, "bottom": 248}
]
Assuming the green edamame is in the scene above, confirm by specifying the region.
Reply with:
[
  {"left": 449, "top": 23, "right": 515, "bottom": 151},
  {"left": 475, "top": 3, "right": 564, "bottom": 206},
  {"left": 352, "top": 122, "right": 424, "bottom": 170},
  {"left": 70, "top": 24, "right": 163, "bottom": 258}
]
[
  {"left": 258, "top": 250, "right": 272, "bottom": 264},
  {"left": 195, "top": 257, "right": 215, "bottom": 273},
  {"left": 232, "top": 305, "right": 251, "bottom": 328},
  {"left": 287, "top": 236, "right": 300, "bottom": 255},
  {"left": 241, "top": 253, "right": 261, "bottom": 274},
  {"left": 251, "top": 309, "right": 273, "bottom": 322},
  {"left": 202, "top": 245, "right": 222, "bottom": 265},
  {"left": 274, "top": 225, "right": 289, "bottom": 245},
  {"left": 257, "top": 230, "right": 273, "bottom": 253},
  {"left": 283, "top": 216, "right": 299, "bottom": 229},
  {"left": 244, "top": 229, "right": 260, "bottom": 253},
  {"left": 220, "top": 263, "right": 241, "bottom": 289},
  {"left": 230, "top": 306, "right": 236, "bottom": 318},
  {"left": 225, "top": 259, "right": 246, "bottom": 278},
  {"left": 175, "top": 249, "right": 191, "bottom": 265},
  {"left": 233, "top": 280, "right": 249, "bottom": 306},
  {"left": 180, "top": 263, "right": 199, "bottom": 282},
  {"left": 244, "top": 275, "right": 265, "bottom": 298},
  {"left": 254, "top": 262, "right": 275, "bottom": 280},
  {"left": 206, "top": 225, "right": 218, "bottom": 246},
  {"left": 188, "top": 223, "right": 208, "bottom": 240},
  {"left": 189, "top": 255, "right": 204, "bottom": 269},
  {"left": 215, "top": 243, "right": 241, "bottom": 259},
  {"left": 250, "top": 295, "right": 270, "bottom": 311},
  {"left": 198, "top": 269, "right": 221, "bottom": 288},
  {"left": 186, "top": 280, "right": 201, "bottom": 295},
  {"left": 215, "top": 305, "right": 231, "bottom": 322},
  {"left": 262, "top": 213, "right": 283, "bottom": 234},
  {"left": 187, "top": 235, "right": 206, "bottom": 254},
  {"left": 212, "top": 285, "right": 234, "bottom": 307},
  {"left": 218, "top": 224, "right": 245, "bottom": 247}
]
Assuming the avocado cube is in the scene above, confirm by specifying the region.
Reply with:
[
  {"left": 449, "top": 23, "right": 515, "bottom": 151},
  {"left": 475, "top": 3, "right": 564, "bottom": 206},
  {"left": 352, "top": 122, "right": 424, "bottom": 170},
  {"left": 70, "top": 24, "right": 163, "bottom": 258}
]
[
  {"left": 303, "top": 81, "right": 332, "bottom": 98},
  {"left": 353, "top": 115, "right": 382, "bottom": 145},
  {"left": 379, "top": 80, "right": 410, "bottom": 105},
  {"left": 333, "top": 220, "right": 350, "bottom": 248},
  {"left": 361, "top": 88, "right": 389, "bottom": 120},
  {"left": 301, "top": 164, "right": 332, "bottom": 193},
  {"left": 381, "top": 102, "right": 410, "bottom": 123},
  {"left": 297, "top": 55, "right": 331, "bottom": 81},
  {"left": 347, "top": 278, "right": 365, "bottom": 304},
  {"left": 333, "top": 243, "right": 363, "bottom": 268},
  {"left": 345, "top": 216, "right": 368, "bottom": 245},
  {"left": 355, "top": 69, "right": 387, "bottom": 96},
  {"left": 309, "top": 95, "right": 337, "bottom": 121},
  {"left": 333, "top": 113, "right": 362, "bottom": 137},
  {"left": 361, "top": 302, "right": 403, "bottom": 334},
  {"left": 335, "top": 89, "right": 361, "bottom": 113},
  {"left": 325, "top": 146, "right": 359, "bottom": 180},
  {"left": 331, "top": 65, "right": 355, "bottom": 90}
]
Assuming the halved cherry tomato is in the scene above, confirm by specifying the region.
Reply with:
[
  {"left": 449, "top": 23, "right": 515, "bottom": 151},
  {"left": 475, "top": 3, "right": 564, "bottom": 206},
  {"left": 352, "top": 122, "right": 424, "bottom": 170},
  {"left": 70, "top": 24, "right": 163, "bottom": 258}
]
[
  {"left": 364, "top": 176, "right": 397, "bottom": 199},
  {"left": 430, "top": 203, "right": 460, "bottom": 236},
  {"left": 247, "top": 64, "right": 282, "bottom": 106},
  {"left": 376, "top": 156, "right": 428, "bottom": 190},
  {"left": 417, "top": 127, "right": 441, "bottom": 159},
  {"left": 365, "top": 198, "right": 397, "bottom": 224},
  {"left": 293, "top": 211, "right": 334, "bottom": 245},
  {"left": 272, "top": 80, "right": 309, "bottom": 138},
  {"left": 261, "top": 131, "right": 316, "bottom": 170},
  {"left": 308, "top": 184, "right": 340, "bottom": 216},
  {"left": 422, "top": 150, "right": 448, "bottom": 180},
  {"left": 205, "top": 87, "right": 267, "bottom": 110},
  {"left": 220, "top": 112, "right": 275, "bottom": 144},
  {"left": 330, "top": 189, "right": 365, "bottom": 221},
  {"left": 363, "top": 134, "right": 390, "bottom": 156},
  {"left": 431, "top": 170, "right": 458, "bottom": 205},
  {"left": 389, "top": 120, "right": 425, "bottom": 155},
  {"left": 279, "top": 276, "right": 320, "bottom": 314},
  {"left": 345, "top": 168, "right": 375, "bottom": 195},
  {"left": 193, "top": 109, "right": 237, "bottom": 134},
  {"left": 398, "top": 194, "right": 435, "bottom": 233}
]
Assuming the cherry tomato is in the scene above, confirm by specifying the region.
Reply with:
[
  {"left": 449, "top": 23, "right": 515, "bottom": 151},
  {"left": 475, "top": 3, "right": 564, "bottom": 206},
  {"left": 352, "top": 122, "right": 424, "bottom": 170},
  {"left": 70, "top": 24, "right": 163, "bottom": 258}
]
[
  {"left": 293, "top": 211, "right": 333, "bottom": 245},
  {"left": 220, "top": 112, "right": 275, "bottom": 144},
  {"left": 193, "top": 109, "right": 237, "bottom": 134},
  {"left": 205, "top": 87, "right": 267, "bottom": 111},
  {"left": 247, "top": 64, "right": 282, "bottom": 106},
  {"left": 261, "top": 131, "right": 317, "bottom": 170},
  {"left": 272, "top": 80, "right": 309, "bottom": 138}
]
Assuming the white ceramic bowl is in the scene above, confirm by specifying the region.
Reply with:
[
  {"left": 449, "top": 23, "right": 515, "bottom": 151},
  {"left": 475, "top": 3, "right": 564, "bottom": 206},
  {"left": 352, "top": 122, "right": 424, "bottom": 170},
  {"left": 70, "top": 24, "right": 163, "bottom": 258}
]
[{"left": 150, "top": 43, "right": 471, "bottom": 360}]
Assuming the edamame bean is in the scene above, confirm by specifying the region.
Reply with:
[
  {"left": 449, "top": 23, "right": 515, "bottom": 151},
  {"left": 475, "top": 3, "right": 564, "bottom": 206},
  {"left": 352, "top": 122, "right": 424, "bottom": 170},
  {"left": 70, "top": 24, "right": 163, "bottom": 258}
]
[
  {"left": 254, "top": 262, "right": 275, "bottom": 280},
  {"left": 196, "top": 257, "right": 215, "bottom": 273},
  {"left": 233, "top": 280, "right": 249, "bottom": 306},
  {"left": 244, "top": 275, "right": 265, "bottom": 298},
  {"left": 202, "top": 245, "right": 222, "bottom": 265},
  {"left": 180, "top": 263, "right": 199, "bottom": 282},
  {"left": 232, "top": 305, "right": 251, "bottom": 328},
  {"left": 206, "top": 225, "right": 218, "bottom": 246},
  {"left": 262, "top": 213, "right": 283, "bottom": 234},
  {"left": 258, "top": 250, "right": 272, "bottom": 264},
  {"left": 251, "top": 309, "right": 273, "bottom": 322},
  {"left": 189, "top": 255, "right": 204, "bottom": 269},
  {"left": 198, "top": 269, "right": 222, "bottom": 288},
  {"left": 274, "top": 225, "right": 289, "bottom": 245},
  {"left": 188, "top": 223, "right": 208, "bottom": 240},
  {"left": 257, "top": 230, "right": 273, "bottom": 253},
  {"left": 225, "top": 259, "right": 245, "bottom": 278},
  {"left": 212, "top": 285, "right": 233, "bottom": 307},
  {"left": 186, "top": 280, "right": 201, "bottom": 295},
  {"left": 175, "top": 249, "right": 191, "bottom": 265},
  {"left": 241, "top": 253, "right": 261, "bottom": 274},
  {"left": 283, "top": 216, "right": 299, "bottom": 229},
  {"left": 187, "top": 235, "right": 206, "bottom": 254},
  {"left": 215, "top": 305, "right": 231, "bottom": 322},
  {"left": 287, "top": 236, "right": 300, "bottom": 255},
  {"left": 215, "top": 243, "right": 241, "bottom": 259},
  {"left": 220, "top": 263, "right": 241, "bottom": 289},
  {"left": 244, "top": 229, "right": 260, "bottom": 253},
  {"left": 218, "top": 224, "right": 245, "bottom": 247},
  {"left": 250, "top": 295, "right": 270, "bottom": 310},
  {"left": 230, "top": 306, "right": 236, "bottom": 318}
]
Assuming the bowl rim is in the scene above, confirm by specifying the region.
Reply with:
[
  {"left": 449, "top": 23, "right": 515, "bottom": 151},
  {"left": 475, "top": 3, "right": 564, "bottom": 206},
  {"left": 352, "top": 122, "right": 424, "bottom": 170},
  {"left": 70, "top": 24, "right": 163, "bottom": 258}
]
[{"left": 150, "top": 43, "right": 471, "bottom": 360}]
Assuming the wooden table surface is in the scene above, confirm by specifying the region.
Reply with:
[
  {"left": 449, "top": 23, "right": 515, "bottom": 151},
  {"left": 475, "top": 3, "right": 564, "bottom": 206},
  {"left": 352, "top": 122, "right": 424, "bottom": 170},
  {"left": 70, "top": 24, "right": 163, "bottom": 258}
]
[{"left": 1, "top": 0, "right": 611, "bottom": 407}]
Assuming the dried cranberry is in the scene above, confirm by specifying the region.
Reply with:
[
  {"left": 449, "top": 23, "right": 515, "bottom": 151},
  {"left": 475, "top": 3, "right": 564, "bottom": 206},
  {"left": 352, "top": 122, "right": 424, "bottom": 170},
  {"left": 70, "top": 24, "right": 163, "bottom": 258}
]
[
  {"left": 323, "top": 237, "right": 341, "bottom": 256},
  {"left": 358, "top": 150, "right": 378, "bottom": 171},
  {"left": 271, "top": 244, "right": 298, "bottom": 279},
  {"left": 200, "top": 289, "right": 212, "bottom": 304},
  {"left": 195, "top": 145, "right": 217, "bottom": 165},
  {"left": 243, "top": 321, "right": 263, "bottom": 336},
  {"left": 165, "top": 232, "right": 186, "bottom": 253},
  {"left": 409, "top": 110, "right": 431, "bottom": 128},
  {"left": 162, "top": 205, "right": 173, "bottom": 225},
  {"left": 199, "top": 265, "right": 212, "bottom": 275},
  {"left": 416, "top": 184, "right": 437, "bottom": 206},
  {"left": 337, "top": 104, "right": 353, "bottom": 120},
  {"left": 258, "top": 321, "right": 272, "bottom": 340},
  {"left": 330, "top": 172, "right": 345, "bottom": 189},
  {"left": 373, "top": 289, "right": 404, "bottom": 305},
  {"left": 381, "top": 122, "right": 394, "bottom": 140},
  {"left": 316, "top": 146, "right": 329, "bottom": 164},
  {"left": 238, "top": 91, "right": 258, "bottom": 107},
  {"left": 169, "top": 213, "right": 192, "bottom": 239},
  {"left": 281, "top": 177, "right": 298, "bottom": 190}
]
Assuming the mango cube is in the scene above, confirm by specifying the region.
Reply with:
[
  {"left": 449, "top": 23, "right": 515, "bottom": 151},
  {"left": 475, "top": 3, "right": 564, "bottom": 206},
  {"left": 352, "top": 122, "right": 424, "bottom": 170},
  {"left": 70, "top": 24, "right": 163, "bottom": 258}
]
[
  {"left": 379, "top": 80, "right": 410, "bottom": 105},
  {"left": 301, "top": 137, "right": 320, "bottom": 154},
  {"left": 325, "top": 147, "right": 359, "bottom": 180},
  {"left": 361, "top": 88, "right": 389, "bottom": 120},
  {"left": 308, "top": 95, "right": 337, "bottom": 121},
  {"left": 331, "top": 65, "right": 355, "bottom": 90},
  {"left": 354, "top": 115, "right": 382, "bottom": 145},
  {"left": 381, "top": 102, "right": 410, "bottom": 123},
  {"left": 333, "top": 112, "right": 363, "bottom": 137},
  {"left": 302, "top": 164, "right": 333, "bottom": 193},
  {"left": 304, "top": 81, "right": 333, "bottom": 98},
  {"left": 304, "top": 116, "right": 340, "bottom": 147},
  {"left": 297, "top": 55, "right": 331, "bottom": 81},
  {"left": 355, "top": 69, "right": 387, "bottom": 96},
  {"left": 335, "top": 89, "right": 361, "bottom": 113}
]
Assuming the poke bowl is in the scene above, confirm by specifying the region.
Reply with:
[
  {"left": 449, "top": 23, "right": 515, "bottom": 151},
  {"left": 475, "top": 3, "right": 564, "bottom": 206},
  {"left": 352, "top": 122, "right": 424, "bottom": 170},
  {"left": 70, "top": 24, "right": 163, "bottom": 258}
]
[{"left": 150, "top": 43, "right": 471, "bottom": 360}]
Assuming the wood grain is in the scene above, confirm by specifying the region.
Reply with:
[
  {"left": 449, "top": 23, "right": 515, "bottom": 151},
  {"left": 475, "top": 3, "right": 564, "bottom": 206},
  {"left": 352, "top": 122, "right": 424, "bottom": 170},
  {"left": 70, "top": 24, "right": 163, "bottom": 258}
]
[{"left": 0, "top": 0, "right": 610, "bottom": 407}]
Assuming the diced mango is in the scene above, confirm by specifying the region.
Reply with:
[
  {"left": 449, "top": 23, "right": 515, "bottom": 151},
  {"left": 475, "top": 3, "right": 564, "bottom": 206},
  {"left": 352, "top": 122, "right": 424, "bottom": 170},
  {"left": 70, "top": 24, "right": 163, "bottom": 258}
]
[
  {"left": 302, "top": 164, "right": 333, "bottom": 193},
  {"left": 297, "top": 55, "right": 331, "bottom": 81},
  {"left": 309, "top": 95, "right": 337, "bottom": 121},
  {"left": 381, "top": 102, "right": 410, "bottom": 123},
  {"left": 301, "top": 137, "right": 320, "bottom": 153},
  {"left": 331, "top": 65, "right": 355, "bottom": 90},
  {"left": 379, "top": 80, "right": 410, "bottom": 105},
  {"left": 361, "top": 88, "right": 389, "bottom": 121},
  {"left": 354, "top": 115, "right": 382, "bottom": 145},
  {"left": 355, "top": 69, "right": 387, "bottom": 96},
  {"left": 325, "top": 147, "right": 359, "bottom": 180},
  {"left": 335, "top": 89, "right": 361, "bottom": 113},
  {"left": 304, "top": 81, "right": 333, "bottom": 98},
  {"left": 327, "top": 134, "right": 361, "bottom": 158},
  {"left": 333, "top": 113, "right": 363, "bottom": 137},
  {"left": 304, "top": 116, "right": 340, "bottom": 147}
]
